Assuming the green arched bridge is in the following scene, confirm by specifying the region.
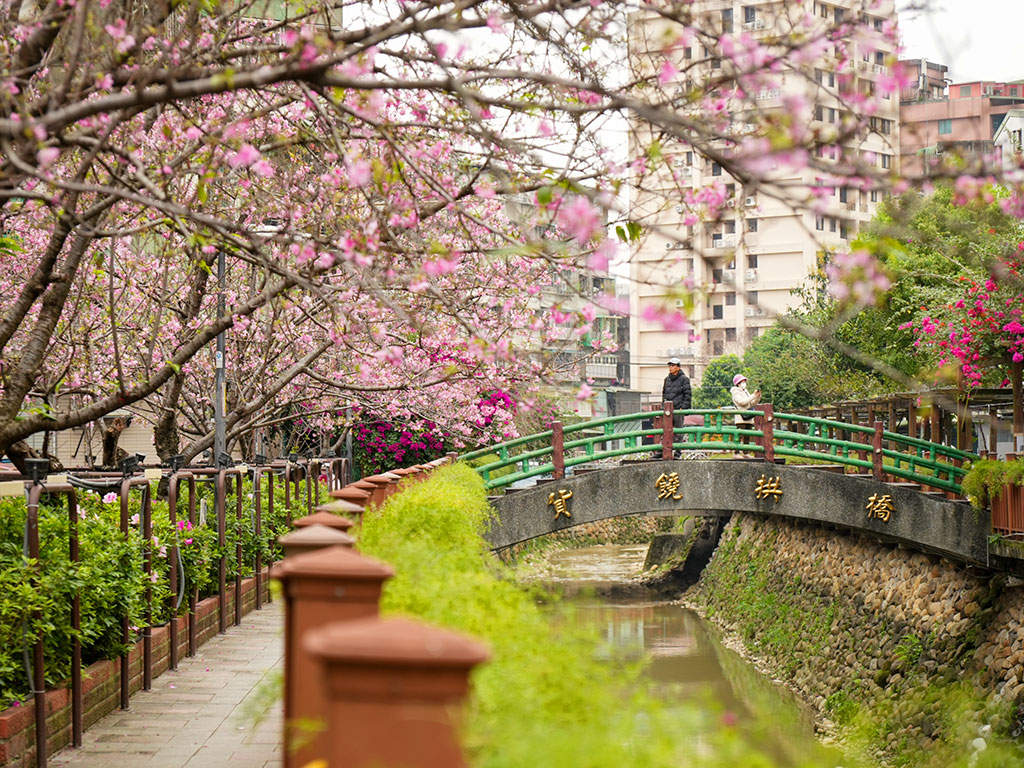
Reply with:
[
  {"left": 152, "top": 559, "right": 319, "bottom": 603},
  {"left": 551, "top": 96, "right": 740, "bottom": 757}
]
[{"left": 460, "top": 405, "right": 990, "bottom": 564}]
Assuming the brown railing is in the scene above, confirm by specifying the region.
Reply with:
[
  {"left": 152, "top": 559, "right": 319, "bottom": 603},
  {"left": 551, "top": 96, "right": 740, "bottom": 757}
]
[{"left": 1, "top": 454, "right": 350, "bottom": 767}]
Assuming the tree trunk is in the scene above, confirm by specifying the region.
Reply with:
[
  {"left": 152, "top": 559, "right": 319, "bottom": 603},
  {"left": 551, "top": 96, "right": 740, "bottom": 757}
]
[{"left": 101, "top": 416, "right": 129, "bottom": 468}]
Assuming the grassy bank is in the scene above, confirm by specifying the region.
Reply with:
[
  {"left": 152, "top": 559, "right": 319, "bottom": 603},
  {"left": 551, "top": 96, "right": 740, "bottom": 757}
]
[{"left": 358, "top": 463, "right": 850, "bottom": 767}]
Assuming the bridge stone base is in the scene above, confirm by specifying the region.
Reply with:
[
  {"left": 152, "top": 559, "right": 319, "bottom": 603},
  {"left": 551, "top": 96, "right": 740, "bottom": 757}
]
[{"left": 486, "top": 459, "right": 989, "bottom": 565}]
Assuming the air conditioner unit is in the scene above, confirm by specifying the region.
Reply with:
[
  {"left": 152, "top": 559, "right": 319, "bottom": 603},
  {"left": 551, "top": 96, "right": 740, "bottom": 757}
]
[
  {"left": 744, "top": 269, "right": 757, "bottom": 282},
  {"left": 743, "top": 19, "right": 766, "bottom": 30},
  {"left": 674, "top": 299, "right": 685, "bottom": 308},
  {"left": 665, "top": 242, "right": 673, "bottom": 250},
  {"left": 722, "top": 269, "right": 736, "bottom": 283},
  {"left": 872, "top": 64, "right": 888, "bottom": 75},
  {"left": 744, "top": 307, "right": 756, "bottom": 317},
  {"left": 675, "top": 204, "right": 684, "bottom": 213},
  {"left": 726, "top": 200, "right": 736, "bottom": 208},
  {"left": 744, "top": 196, "right": 756, "bottom": 207}
]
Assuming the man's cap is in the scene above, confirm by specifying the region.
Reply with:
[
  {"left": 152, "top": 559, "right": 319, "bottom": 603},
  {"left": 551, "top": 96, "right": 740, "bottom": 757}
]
[
  {"left": 733, "top": 374, "right": 748, "bottom": 386},
  {"left": 667, "top": 357, "right": 681, "bottom": 365}
]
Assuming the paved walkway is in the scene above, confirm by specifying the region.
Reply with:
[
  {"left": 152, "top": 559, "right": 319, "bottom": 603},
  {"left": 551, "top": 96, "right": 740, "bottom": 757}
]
[{"left": 52, "top": 602, "right": 283, "bottom": 768}]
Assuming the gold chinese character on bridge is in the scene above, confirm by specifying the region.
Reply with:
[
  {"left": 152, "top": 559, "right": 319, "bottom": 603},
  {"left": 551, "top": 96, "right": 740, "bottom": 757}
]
[
  {"left": 866, "top": 493, "right": 894, "bottom": 523},
  {"left": 548, "top": 489, "right": 573, "bottom": 519},
  {"left": 655, "top": 472, "right": 683, "bottom": 500},
  {"left": 755, "top": 474, "right": 783, "bottom": 502}
]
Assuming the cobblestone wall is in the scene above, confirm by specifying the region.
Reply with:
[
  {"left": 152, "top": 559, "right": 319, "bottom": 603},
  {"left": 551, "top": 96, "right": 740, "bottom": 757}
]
[{"left": 688, "top": 513, "right": 1023, "bottom": 752}]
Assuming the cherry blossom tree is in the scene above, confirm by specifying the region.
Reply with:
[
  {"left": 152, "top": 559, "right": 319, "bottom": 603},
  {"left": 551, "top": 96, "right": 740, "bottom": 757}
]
[{"left": 1, "top": 0, "right": 1022, "bottom": 466}]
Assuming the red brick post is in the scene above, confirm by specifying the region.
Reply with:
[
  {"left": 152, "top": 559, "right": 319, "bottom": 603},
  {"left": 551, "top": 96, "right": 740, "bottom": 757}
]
[
  {"left": 757, "top": 403, "right": 774, "bottom": 463},
  {"left": 872, "top": 421, "right": 884, "bottom": 481},
  {"left": 305, "top": 617, "right": 489, "bottom": 768},
  {"left": 292, "top": 510, "right": 355, "bottom": 533},
  {"left": 551, "top": 421, "right": 565, "bottom": 479},
  {"left": 278, "top": 525, "right": 355, "bottom": 559},
  {"left": 662, "top": 401, "right": 674, "bottom": 459},
  {"left": 274, "top": 545, "right": 394, "bottom": 768}
]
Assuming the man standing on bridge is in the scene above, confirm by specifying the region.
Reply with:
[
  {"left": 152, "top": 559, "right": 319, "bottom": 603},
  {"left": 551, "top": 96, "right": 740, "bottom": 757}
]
[{"left": 662, "top": 357, "right": 691, "bottom": 421}]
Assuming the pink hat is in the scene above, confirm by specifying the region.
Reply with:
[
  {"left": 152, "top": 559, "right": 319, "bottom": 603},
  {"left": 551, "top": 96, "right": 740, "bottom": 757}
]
[{"left": 733, "top": 374, "right": 747, "bottom": 386}]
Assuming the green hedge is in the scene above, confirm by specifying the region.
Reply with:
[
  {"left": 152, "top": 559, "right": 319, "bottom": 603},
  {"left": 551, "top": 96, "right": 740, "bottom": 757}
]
[
  {"left": 961, "top": 458, "right": 1024, "bottom": 508},
  {"left": 358, "top": 463, "right": 839, "bottom": 767},
  {"left": 0, "top": 473, "right": 320, "bottom": 709}
]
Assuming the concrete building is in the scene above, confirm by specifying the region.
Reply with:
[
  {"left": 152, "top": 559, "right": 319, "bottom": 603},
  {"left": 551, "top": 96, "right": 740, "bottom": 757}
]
[
  {"left": 993, "top": 109, "right": 1024, "bottom": 174},
  {"left": 900, "top": 71, "right": 1024, "bottom": 174},
  {"left": 627, "top": 0, "right": 899, "bottom": 396}
]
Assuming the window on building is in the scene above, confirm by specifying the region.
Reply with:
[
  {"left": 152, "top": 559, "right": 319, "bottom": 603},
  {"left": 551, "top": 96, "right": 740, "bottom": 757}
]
[
  {"left": 839, "top": 187, "right": 848, "bottom": 203},
  {"left": 828, "top": 107, "right": 836, "bottom": 123},
  {"left": 685, "top": 151, "right": 693, "bottom": 164},
  {"left": 834, "top": 7, "right": 844, "bottom": 23},
  {"left": 875, "top": 51, "right": 885, "bottom": 65},
  {"left": 683, "top": 46, "right": 692, "bottom": 60},
  {"left": 712, "top": 268, "right": 723, "bottom": 283},
  {"left": 712, "top": 56, "right": 721, "bottom": 69},
  {"left": 713, "top": 304, "right": 724, "bottom": 320},
  {"left": 814, "top": 105, "right": 824, "bottom": 121},
  {"left": 747, "top": 219, "right": 758, "bottom": 233},
  {"left": 713, "top": 340, "right": 724, "bottom": 356},
  {"left": 726, "top": 327, "right": 737, "bottom": 341},
  {"left": 721, "top": 8, "right": 733, "bottom": 32},
  {"left": 874, "top": 18, "right": 883, "bottom": 30},
  {"left": 815, "top": 215, "right": 825, "bottom": 231},
  {"left": 815, "top": 69, "right": 823, "bottom": 85},
  {"left": 829, "top": 218, "right": 837, "bottom": 232},
  {"left": 744, "top": 5, "right": 756, "bottom": 24},
  {"left": 747, "top": 253, "right": 758, "bottom": 268},
  {"left": 959, "top": 85, "right": 972, "bottom": 98},
  {"left": 726, "top": 292, "right": 736, "bottom": 306},
  {"left": 726, "top": 183, "right": 736, "bottom": 197},
  {"left": 748, "top": 291, "right": 758, "bottom": 305},
  {"left": 725, "top": 220, "right": 736, "bottom": 234},
  {"left": 870, "top": 189, "right": 879, "bottom": 202},
  {"left": 829, "top": 71, "right": 835, "bottom": 87},
  {"left": 840, "top": 222, "right": 848, "bottom": 239},
  {"left": 711, "top": 162, "right": 722, "bottom": 176},
  {"left": 880, "top": 154, "right": 891, "bottom": 169},
  {"left": 938, "top": 118, "right": 952, "bottom": 135}
]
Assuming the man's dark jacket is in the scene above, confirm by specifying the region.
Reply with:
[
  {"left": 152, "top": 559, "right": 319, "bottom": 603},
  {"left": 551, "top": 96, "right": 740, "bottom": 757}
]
[{"left": 662, "top": 370, "right": 691, "bottom": 410}]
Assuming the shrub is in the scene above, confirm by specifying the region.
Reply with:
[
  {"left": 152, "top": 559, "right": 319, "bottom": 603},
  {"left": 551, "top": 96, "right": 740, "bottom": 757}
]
[
  {"left": 358, "top": 465, "right": 832, "bottom": 767},
  {"left": 0, "top": 472, "right": 322, "bottom": 709},
  {"left": 962, "top": 458, "right": 1024, "bottom": 508}
]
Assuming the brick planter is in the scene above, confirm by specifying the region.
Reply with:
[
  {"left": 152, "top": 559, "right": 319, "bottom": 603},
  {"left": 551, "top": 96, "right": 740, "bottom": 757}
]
[{"left": 0, "top": 570, "right": 273, "bottom": 768}]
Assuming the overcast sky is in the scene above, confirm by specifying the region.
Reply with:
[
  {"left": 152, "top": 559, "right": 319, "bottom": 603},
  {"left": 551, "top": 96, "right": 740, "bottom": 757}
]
[{"left": 898, "top": 0, "right": 1024, "bottom": 83}]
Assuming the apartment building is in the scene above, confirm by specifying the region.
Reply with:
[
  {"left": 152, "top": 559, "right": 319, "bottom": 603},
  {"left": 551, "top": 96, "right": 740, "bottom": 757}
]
[
  {"left": 627, "top": 0, "right": 899, "bottom": 395},
  {"left": 901, "top": 72, "right": 1024, "bottom": 174}
]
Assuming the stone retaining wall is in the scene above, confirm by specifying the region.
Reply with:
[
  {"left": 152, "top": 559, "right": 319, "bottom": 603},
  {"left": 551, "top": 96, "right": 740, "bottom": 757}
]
[{"left": 688, "top": 513, "right": 1024, "bottom": 755}]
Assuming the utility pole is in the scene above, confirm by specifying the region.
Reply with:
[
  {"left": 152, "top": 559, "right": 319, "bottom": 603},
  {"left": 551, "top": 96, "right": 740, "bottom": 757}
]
[{"left": 214, "top": 250, "right": 226, "bottom": 464}]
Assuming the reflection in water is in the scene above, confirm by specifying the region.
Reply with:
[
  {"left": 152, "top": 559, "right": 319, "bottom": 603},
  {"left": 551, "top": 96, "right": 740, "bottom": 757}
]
[{"left": 541, "top": 544, "right": 848, "bottom": 768}]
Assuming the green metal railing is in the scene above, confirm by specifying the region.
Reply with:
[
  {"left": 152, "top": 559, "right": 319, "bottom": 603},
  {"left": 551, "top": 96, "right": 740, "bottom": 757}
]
[{"left": 460, "top": 405, "right": 976, "bottom": 494}]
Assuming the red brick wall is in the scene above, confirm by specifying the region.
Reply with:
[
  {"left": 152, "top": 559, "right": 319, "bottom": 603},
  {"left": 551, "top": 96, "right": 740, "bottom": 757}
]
[{"left": 0, "top": 570, "right": 273, "bottom": 768}]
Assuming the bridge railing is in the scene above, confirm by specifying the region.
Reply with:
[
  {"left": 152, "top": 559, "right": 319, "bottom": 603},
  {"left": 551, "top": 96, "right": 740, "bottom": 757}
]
[{"left": 461, "top": 404, "right": 976, "bottom": 494}]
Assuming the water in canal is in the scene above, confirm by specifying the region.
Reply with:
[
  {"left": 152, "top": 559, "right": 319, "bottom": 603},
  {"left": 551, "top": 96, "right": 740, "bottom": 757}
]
[{"left": 538, "top": 543, "right": 850, "bottom": 767}]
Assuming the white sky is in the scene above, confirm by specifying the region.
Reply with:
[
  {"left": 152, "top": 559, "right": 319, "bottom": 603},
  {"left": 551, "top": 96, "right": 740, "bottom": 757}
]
[{"left": 898, "top": 0, "right": 1024, "bottom": 83}]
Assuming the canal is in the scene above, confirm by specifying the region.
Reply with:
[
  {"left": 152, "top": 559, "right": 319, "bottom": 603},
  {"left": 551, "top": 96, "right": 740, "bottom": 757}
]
[{"left": 537, "top": 543, "right": 851, "bottom": 767}]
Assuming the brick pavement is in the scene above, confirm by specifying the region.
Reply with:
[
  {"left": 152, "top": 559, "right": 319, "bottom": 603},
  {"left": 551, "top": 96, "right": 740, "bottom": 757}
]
[{"left": 51, "top": 602, "right": 283, "bottom": 768}]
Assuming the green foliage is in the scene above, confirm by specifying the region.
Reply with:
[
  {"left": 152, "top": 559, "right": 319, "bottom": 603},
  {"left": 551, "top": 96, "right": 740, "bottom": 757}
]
[
  {"left": 358, "top": 465, "right": 822, "bottom": 767},
  {"left": 0, "top": 473, "right": 322, "bottom": 710},
  {"left": 962, "top": 458, "right": 1024, "bottom": 508},
  {"left": 694, "top": 354, "right": 744, "bottom": 408},
  {"left": 463, "top": 454, "right": 517, "bottom": 481},
  {"left": 825, "top": 690, "right": 859, "bottom": 727}
]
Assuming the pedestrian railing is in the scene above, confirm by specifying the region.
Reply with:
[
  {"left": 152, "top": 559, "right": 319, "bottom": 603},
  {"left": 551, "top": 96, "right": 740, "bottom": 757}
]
[
  {"left": 0, "top": 454, "right": 348, "bottom": 768},
  {"left": 460, "top": 403, "right": 975, "bottom": 495}
]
